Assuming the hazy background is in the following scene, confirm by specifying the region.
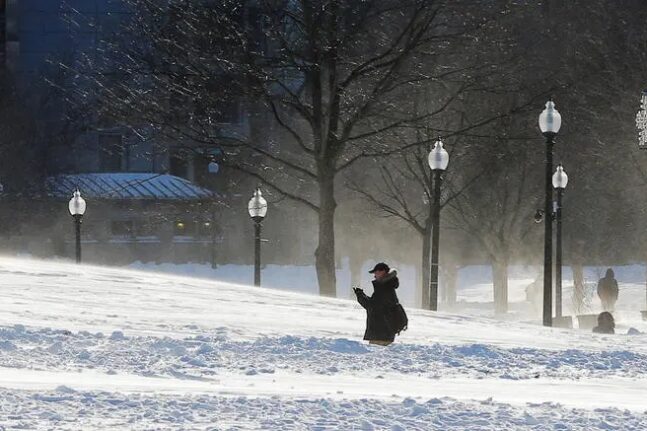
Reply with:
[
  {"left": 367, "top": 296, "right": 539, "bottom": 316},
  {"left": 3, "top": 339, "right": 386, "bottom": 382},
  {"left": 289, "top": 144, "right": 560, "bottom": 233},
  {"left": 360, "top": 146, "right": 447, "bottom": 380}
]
[{"left": 0, "top": 0, "right": 646, "bottom": 313}]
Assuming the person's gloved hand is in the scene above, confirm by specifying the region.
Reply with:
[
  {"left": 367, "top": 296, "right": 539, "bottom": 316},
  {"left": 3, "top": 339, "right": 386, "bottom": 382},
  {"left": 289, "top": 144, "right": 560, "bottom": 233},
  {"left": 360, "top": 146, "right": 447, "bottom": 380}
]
[{"left": 353, "top": 287, "right": 363, "bottom": 296}]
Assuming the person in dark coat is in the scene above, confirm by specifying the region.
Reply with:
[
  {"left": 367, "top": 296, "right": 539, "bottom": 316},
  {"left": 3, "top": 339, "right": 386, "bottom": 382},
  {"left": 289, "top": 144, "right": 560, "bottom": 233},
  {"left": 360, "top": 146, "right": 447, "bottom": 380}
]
[
  {"left": 592, "top": 311, "right": 615, "bottom": 334},
  {"left": 353, "top": 262, "right": 400, "bottom": 346},
  {"left": 597, "top": 268, "right": 619, "bottom": 311}
]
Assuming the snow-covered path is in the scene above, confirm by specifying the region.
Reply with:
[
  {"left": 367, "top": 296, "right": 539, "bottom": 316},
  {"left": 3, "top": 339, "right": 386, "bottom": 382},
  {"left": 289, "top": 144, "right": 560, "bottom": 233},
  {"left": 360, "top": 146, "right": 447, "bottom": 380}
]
[
  {"left": 2, "top": 257, "right": 646, "bottom": 350},
  {"left": 1, "top": 257, "right": 647, "bottom": 429},
  {"left": 1, "top": 366, "right": 647, "bottom": 411}
]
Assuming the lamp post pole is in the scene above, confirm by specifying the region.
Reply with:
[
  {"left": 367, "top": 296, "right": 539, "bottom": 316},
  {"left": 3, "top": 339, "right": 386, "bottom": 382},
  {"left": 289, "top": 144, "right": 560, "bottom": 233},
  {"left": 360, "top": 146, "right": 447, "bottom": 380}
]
[
  {"left": 210, "top": 208, "right": 217, "bottom": 269},
  {"left": 427, "top": 138, "right": 449, "bottom": 311},
  {"left": 552, "top": 164, "right": 568, "bottom": 319},
  {"left": 254, "top": 218, "right": 262, "bottom": 287},
  {"left": 543, "top": 135, "right": 554, "bottom": 326},
  {"left": 74, "top": 215, "right": 82, "bottom": 264},
  {"left": 555, "top": 186, "right": 563, "bottom": 317},
  {"left": 636, "top": 90, "right": 647, "bottom": 319},
  {"left": 207, "top": 159, "right": 220, "bottom": 269},
  {"left": 430, "top": 169, "right": 442, "bottom": 312},
  {"left": 538, "top": 99, "right": 562, "bottom": 327},
  {"left": 248, "top": 188, "right": 268, "bottom": 287}
]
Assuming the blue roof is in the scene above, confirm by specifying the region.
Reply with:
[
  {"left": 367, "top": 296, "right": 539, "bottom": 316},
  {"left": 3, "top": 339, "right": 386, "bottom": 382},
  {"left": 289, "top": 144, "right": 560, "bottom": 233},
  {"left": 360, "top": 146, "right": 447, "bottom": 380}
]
[{"left": 46, "top": 173, "right": 216, "bottom": 201}]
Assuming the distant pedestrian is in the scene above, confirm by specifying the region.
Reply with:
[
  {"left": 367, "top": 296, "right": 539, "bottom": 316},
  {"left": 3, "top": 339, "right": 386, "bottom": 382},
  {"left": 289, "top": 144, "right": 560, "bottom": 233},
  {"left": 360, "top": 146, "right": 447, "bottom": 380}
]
[
  {"left": 353, "top": 262, "right": 406, "bottom": 346},
  {"left": 597, "top": 268, "right": 619, "bottom": 311},
  {"left": 592, "top": 311, "right": 615, "bottom": 334},
  {"left": 525, "top": 275, "right": 543, "bottom": 317}
]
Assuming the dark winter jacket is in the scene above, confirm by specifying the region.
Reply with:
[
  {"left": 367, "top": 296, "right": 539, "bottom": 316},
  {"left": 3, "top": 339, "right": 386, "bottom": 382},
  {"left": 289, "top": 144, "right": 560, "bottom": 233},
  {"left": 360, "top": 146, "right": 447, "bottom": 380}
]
[
  {"left": 592, "top": 311, "right": 615, "bottom": 334},
  {"left": 597, "top": 269, "right": 619, "bottom": 302},
  {"left": 355, "top": 270, "right": 400, "bottom": 342},
  {"left": 592, "top": 325, "right": 615, "bottom": 334}
]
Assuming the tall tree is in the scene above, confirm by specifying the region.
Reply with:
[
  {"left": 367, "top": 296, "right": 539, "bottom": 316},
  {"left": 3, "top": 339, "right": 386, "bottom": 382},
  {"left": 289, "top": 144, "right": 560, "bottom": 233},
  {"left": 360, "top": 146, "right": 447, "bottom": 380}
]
[
  {"left": 349, "top": 141, "right": 480, "bottom": 308},
  {"left": 69, "top": 0, "right": 527, "bottom": 296},
  {"left": 448, "top": 133, "right": 542, "bottom": 314}
]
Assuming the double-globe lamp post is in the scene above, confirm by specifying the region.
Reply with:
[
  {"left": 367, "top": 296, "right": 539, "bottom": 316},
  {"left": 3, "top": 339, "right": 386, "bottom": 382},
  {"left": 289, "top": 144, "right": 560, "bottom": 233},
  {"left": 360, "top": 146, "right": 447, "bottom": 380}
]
[
  {"left": 68, "top": 189, "right": 87, "bottom": 264},
  {"left": 552, "top": 165, "right": 568, "bottom": 318},
  {"left": 428, "top": 138, "right": 449, "bottom": 311},
  {"left": 539, "top": 99, "right": 562, "bottom": 327},
  {"left": 248, "top": 188, "right": 268, "bottom": 287}
]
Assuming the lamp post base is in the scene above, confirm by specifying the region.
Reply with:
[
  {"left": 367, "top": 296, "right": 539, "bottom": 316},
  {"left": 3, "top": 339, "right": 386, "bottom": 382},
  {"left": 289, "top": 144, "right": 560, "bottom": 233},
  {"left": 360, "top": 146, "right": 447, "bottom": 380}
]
[
  {"left": 552, "top": 315, "right": 573, "bottom": 329},
  {"left": 576, "top": 314, "right": 598, "bottom": 330}
]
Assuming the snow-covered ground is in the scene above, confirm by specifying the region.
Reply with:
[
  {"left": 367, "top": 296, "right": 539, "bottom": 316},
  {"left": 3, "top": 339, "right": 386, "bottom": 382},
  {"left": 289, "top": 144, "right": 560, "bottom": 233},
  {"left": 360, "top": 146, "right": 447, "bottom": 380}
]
[{"left": 1, "top": 256, "right": 647, "bottom": 429}]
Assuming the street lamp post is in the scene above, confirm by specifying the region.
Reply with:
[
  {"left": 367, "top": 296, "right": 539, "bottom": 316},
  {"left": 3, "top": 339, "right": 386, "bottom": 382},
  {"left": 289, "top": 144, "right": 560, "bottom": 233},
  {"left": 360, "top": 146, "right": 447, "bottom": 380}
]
[
  {"left": 539, "top": 99, "right": 562, "bottom": 327},
  {"left": 208, "top": 160, "right": 219, "bottom": 268},
  {"left": 68, "top": 189, "right": 87, "bottom": 264},
  {"left": 636, "top": 90, "right": 647, "bottom": 319},
  {"left": 248, "top": 188, "right": 268, "bottom": 287},
  {"left": 552, "top": 164, "right": 568, "bottom": 318},
  {"left": 427, "top": 138, "right": 449, "bottom": 311}
]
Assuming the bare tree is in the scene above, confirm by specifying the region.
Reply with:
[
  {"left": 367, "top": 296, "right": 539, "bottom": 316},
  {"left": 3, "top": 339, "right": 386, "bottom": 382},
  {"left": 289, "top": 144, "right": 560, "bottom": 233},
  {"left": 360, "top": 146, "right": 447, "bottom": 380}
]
[
  {"left": 63, "top": 0, "right": 541, "bottom": 296},
  {"left": 447, "top": 128, "right": 542, "bottom": 315},
  {"left": 349, "top": 139, "right": 481, "bottom": 308},
  {"left": 0, "top": 69, "right": 49, "bottom": 194}
]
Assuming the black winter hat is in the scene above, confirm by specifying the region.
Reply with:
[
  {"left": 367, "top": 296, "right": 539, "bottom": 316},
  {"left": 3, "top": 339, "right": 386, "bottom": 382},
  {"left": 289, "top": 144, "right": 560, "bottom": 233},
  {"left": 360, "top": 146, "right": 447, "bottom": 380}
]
[{"left": 369, "top": 262, "right": 390, "bottom": 274}]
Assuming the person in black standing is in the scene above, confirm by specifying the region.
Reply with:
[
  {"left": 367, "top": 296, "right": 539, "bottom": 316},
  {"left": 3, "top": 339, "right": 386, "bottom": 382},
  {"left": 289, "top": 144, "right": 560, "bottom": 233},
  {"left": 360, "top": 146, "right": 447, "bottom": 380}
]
[
  {"left": 597, "top": 268, "right": 619, "bottom": 312},
  {"left": 353, "top": 262, "right": 400, "bottom": 346}
]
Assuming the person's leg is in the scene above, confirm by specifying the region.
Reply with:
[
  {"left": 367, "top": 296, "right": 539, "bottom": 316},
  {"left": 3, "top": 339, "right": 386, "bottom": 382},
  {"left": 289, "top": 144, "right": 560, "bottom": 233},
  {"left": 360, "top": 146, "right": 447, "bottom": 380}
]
[{"left": 601, "top": 297, "right": 609, "bottom": 311}]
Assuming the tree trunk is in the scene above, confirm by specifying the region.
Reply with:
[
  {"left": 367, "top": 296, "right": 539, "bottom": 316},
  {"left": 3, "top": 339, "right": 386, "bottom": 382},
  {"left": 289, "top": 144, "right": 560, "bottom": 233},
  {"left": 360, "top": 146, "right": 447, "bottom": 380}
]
[
  {"left": 572, "top": 262, "right": 585, "bottom": 315},
  {"left": 349, "top": 252, "right": 362, "bottom": 289},
  {"left": 315, "top": 171, "right": 337, "bottom": 297},
  {"left": 421, "top": 223, "right": 431, "bottom": 309},
  {"left": 493, "top": 259, "right": 509, "bottom": 314}
]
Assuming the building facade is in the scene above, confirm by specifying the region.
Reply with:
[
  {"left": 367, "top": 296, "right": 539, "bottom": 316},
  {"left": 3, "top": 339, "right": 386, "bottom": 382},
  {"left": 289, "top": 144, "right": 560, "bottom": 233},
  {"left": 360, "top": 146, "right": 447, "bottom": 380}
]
[
  {"left": 0, "top": 1, "right": 226, "bottom": 264},
  {"left": 0, "top": 0, "right": 319, "bottom": 268}
]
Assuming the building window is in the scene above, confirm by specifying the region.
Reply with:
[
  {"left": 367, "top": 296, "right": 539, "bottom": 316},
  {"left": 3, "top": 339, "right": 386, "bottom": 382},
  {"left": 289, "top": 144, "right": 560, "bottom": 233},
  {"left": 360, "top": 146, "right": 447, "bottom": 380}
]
[
  {"left": 174, "top": 220, "right": 195, "bottom": 236},
  {"left": 247, "top": 6, "right": 269, "bottom": 56},
  {"left": 194, "top": 154, "right": 212, "bottom": 185},
  {"left": 169, "top": 149, "right": 189, "bottom": 178},
  {"left": 135, "top": 220, "right": 156, "bottom": 237},
  {"left": 198, "top": 221, "right": 214, "bottom": 237},
  {"left": 205, "top": 74, "right": 241, "bottom": 124},
  {"left": 111, "top": 220, "right": 133, "bottom": 237},
  {"left": 215, "top": 99, "right": 240, "bottom": 124},
  {"left": 99, "top": 134, "right": 123, "bottom": 172}
]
